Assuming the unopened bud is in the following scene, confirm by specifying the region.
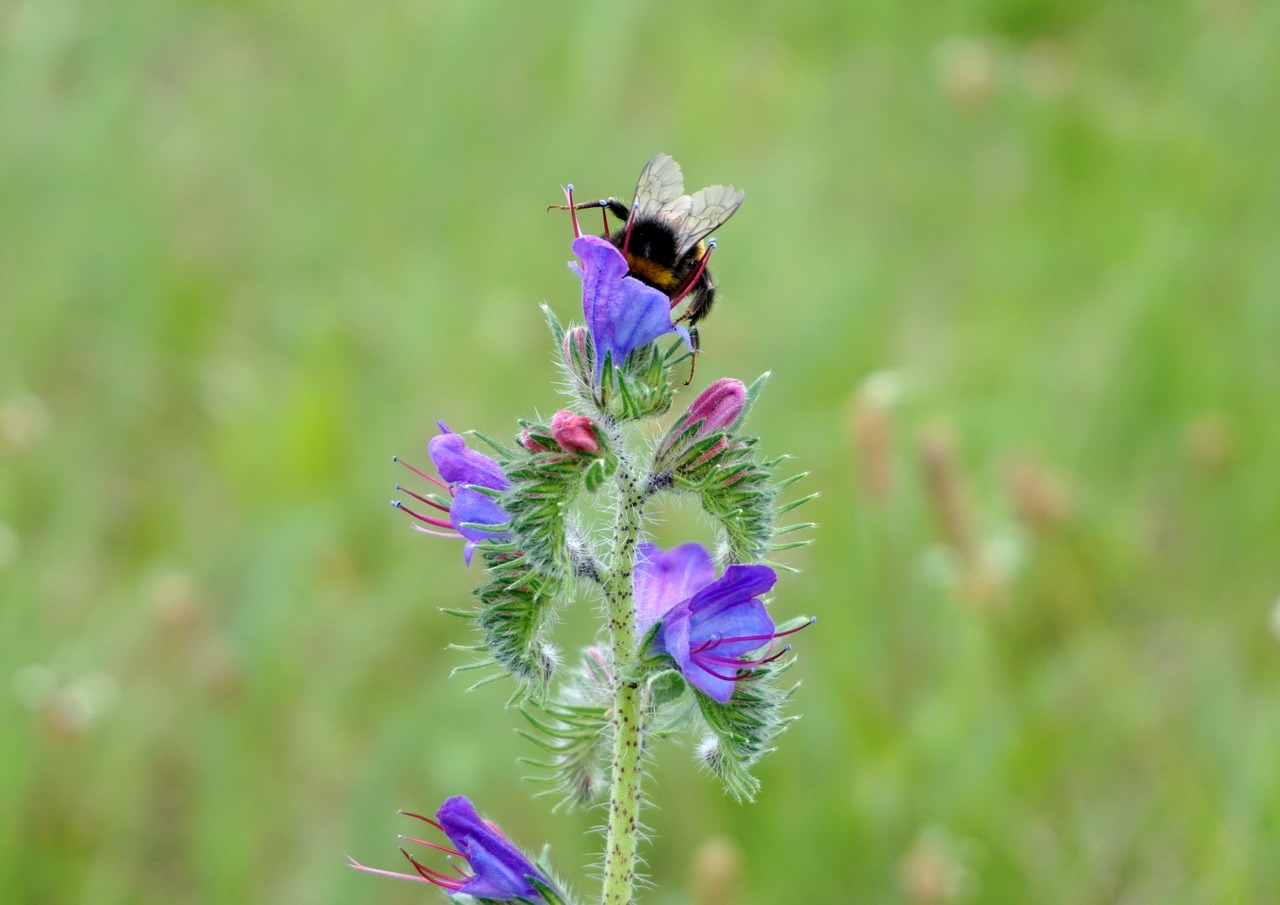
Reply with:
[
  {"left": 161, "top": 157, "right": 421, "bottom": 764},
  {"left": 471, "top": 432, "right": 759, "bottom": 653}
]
[
  {"left": 550, "top": 410, "right": 601, "bottom": 456},
  {"left": 519, "top": 430, "right": 551, "bottom": 453},
  {"left": 562, "top": 326, "right": 595, "bottom": 389},
  {"left": 686, "top": 378, "right": 746, "bottom": 435},
  {"left": 657, "top": 378, "right": 747, "bottom": 469}
]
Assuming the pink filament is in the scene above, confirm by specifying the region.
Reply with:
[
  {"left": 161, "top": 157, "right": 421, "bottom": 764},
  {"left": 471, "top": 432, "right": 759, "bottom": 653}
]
[
  {"left": 394, "top": 456, "right": 450, "bottom": 492},
  {"left": 670, "top": 241, "right": 715, "bottom": 309},
  {"left": 393, "top": 501, "right": 454, "bottom": 531}
]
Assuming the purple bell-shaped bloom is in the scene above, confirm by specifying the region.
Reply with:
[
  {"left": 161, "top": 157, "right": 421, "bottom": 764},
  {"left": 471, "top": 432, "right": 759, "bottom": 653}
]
[
  {"left": 348, "top": 795, "right": 557, "bottom": 901},
  {"left": 635, "top": 542, "right": 812, "bottom": 702},
  {"left": 570, "top": 235, "right": 690, "bottom": 379},
  {"left": 392, "top": 422, "right": 512, "bottom": 565}
]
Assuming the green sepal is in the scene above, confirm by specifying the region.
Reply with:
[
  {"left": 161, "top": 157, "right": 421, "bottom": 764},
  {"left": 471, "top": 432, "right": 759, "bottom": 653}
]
[
  {"left": 458, "top": 548, "right": 562, "bottom": 702},
  {"left": 517, "top": 653, "right": 613, "bottom": 811},
  {"left": 541, "top": 302, "right": 566, "bottom": 348},
  {"left": 693, "top": 659, "right": 797, "bottom": 802},
  {"left": 731, "top": 370, "right": 771, "bottom": 432},
  {"left": 647, "top": 668, "right": 687, "bottom": 708},
  {"left": 583, "top": 456, "right": 608, "bottom": 492}
]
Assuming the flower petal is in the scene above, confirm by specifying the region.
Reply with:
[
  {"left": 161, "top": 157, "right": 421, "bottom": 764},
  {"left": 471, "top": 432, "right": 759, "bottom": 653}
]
[
  {"left": 437, "top": 796, "right": 547, "bottom": 901},
  {"left": 450, "top": 486, "right": 511, "bottom": 543},
  {"left": 429, "top": 430, "right": 509, "bottom": 491},
  {"left": 571, "top": 235, "right": 689, "bottom": 377},
  {"left": 684, "top": 564, "right": 777, "bottom": 630},
  {"left": 634, "top": 542, "right": 716, "bottom": 633},
  {"left": 655, "top": 563, "right": 778, "bottom": 702}
]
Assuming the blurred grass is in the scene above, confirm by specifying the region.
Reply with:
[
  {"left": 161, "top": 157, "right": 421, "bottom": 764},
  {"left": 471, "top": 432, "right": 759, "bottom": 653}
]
[{"left": 3, "top": 0, "right": 1279, "bottom": 902}]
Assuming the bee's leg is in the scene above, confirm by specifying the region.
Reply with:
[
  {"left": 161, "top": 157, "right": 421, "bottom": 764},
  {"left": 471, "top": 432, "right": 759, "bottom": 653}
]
[
  {"left": 683, "top": 328, "right": 701, "bottom": 386},
  {"left": 670, "top": 239, "right": 716, "bottom": 311}
]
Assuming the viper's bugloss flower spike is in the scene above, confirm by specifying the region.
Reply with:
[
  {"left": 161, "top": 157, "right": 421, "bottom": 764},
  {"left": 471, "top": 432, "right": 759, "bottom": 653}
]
[
  {"left": 392, "top": 423, "right": 512, "bottom": 565},
  {"left": 570, "top": 235, "right": 690, "bottom": 380},
  {"left": 636, "top": 542, "right": 812, "bottom": 702},
  {"left": 550, "top": 410, "right": 602, "bottom": 456},
  {"left": 348, "top": 795, "right": 559, "bottom": 902}
]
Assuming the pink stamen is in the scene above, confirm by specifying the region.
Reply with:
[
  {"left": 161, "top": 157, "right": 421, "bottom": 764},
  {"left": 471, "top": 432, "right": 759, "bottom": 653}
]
[
  {"left": 670, "top": 239, "right": 715, "bottom": 309},
  {"left": 393, "top": 500, "right": 454, "bottom": 531},
  {"left": 347, "top": 854, "right": 462, "bottom": 890},
  {"left": 702, "top": 616, "right": 816, "bottom": 650},
  {"left": 395, "top": 484, "right": 450, "bottom": 513},
  {"left": 622, "top": 203, "right": 639, "bottom": 255},
  {"left": 410, "top": 524, "right": 460, "bottom": 539},
  {"left": 756, "top": 644, "right": 792, "bottom": 666},
  {"left": 399, "top": 835, "right": 466, "bottom": 859},
  {"left": 600, "top": 206, "right": 611, "bottom": 238},
  {"left": 399, "top": 811, "right": 446, "bottom": 834},
  {"left": 402, "top": 849, "right": 466, "bottom": 890},
  {"left": 691, "top": 633, "right": 722, "bottom": 655},
  {"left": 393, "top": 456, "right": 449, "bottom": 492},
  {"left": 691, "top": 660, "right": 748, "bottom": 682},
  {"left": 563, "top": 184, "right": 582, "bottom": 238}
]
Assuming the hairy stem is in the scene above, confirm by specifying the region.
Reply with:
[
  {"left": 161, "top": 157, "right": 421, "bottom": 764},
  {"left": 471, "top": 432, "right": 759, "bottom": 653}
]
[{"left": 601, "top": 459, "right": 645, "bottom": 905}]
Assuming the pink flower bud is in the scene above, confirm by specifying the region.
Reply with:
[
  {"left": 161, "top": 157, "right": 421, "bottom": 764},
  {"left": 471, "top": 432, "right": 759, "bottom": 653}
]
[
  {"left": 563, "top": 326, "right": 594, "bottom": 381},
  {"left": 519, "top": 430, "right": 550, "bottom": 453},
  {"left": 550, "top": 410, "right": 601, "bottom": 456},
  {"left": 686, "top": 378, "right": 746, "bottom": 436}
]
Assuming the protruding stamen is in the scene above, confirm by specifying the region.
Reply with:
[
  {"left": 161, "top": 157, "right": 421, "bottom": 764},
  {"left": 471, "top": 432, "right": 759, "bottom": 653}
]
[
  {"left": 399, "top": 811, "right": 446, "bottom": 833},
  {"left": 691, "top": 660, "right": 749, "bottom": 682},
  {"left": 691, "top": 633, "right": 723, "bottom": 654},
  {"left": 395, "top": 483, "right": 450, "bottom": 512},
  {"left": 409, "top": 524, "right": 460, "bottom": 539},
  {"left": 622, "top": 202, "right": 639, "bottom": 255},
  {"left": 756, "top": 643, "right": 792, "bottom": 666},
  {"left": 392, "top": 500, "right": 454, "bottom": 531},
  {"left": 670, "top": 240, "right": 715, "bottom": 310},
  {"left": 399, "top": 835, "right": 465, "bottom": 859},
  {"left": 401, "top": 848, "right": 466, "bottom": 890},
  {"left": 710, "top": 616, "right": 816, "bottom": 649},
  {"left": 393, "top": 456, "right": 450, "bottom": 491},
  {"left": 563, "top": 184, "right": 581, "bottom": 238}
]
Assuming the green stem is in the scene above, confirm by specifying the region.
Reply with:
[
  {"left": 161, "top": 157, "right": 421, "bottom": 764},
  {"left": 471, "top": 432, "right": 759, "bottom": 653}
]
[{"left": 601, "top": 460, "right": 646, "bottom": 905}]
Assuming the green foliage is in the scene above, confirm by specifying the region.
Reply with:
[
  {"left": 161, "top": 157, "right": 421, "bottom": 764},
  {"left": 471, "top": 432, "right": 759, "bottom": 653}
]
[
  {"left": 694, "top": 661, "right": 797, "bottom": 803},
  {"left": 454, "top": 549, "right": 562, "bottom": 701}
]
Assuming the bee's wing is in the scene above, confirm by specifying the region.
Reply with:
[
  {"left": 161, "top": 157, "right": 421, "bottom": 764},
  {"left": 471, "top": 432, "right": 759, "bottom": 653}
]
[
  {"left": 674, "top": 184, "right": 745, "bottom": 257},
  {"left": 631, "top": 154, "right": 688, "bottom": 217}
]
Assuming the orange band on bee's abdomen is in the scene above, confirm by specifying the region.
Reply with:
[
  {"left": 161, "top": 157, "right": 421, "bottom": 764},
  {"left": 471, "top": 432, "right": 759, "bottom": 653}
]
[{"left": 625, "top": 255, "right": 681, "bottom": 292}]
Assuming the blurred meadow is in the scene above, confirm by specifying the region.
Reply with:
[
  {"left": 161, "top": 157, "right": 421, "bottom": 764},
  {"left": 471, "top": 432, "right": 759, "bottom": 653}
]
[{"left": 3, "top": 0, "right": 1279, "bottom": 902}]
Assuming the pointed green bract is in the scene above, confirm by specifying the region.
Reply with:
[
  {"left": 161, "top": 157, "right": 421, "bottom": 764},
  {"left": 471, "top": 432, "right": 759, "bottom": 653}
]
[{"left": 694, "top": 660, "right": 798, "bottom": 802}]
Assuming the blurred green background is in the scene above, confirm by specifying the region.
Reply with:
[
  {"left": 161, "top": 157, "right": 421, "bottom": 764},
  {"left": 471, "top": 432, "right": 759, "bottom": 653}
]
[{"left": 3, "top": 0, "right": 1279, "bottom": 902}]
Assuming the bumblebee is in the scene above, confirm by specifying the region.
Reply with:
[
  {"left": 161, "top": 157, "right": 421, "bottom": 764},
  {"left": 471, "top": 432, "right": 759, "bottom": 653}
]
[{"left": 552, "top": 153, "right": 744, "bottom": 354}]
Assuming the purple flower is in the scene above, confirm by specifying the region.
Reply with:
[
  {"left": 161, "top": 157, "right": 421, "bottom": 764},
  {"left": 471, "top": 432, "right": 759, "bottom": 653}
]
[
  {"left": 393, "top": 422, "right": 512, "bottom": 565},
  {"left": 635, "top": 542, "right": 811, "bottom": 702},
  {"left": 570, "top": 235, "right": 690, "bottom": 378},
  {"left": 348, "top": 795, "right": 557, "bottom": 901}
]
